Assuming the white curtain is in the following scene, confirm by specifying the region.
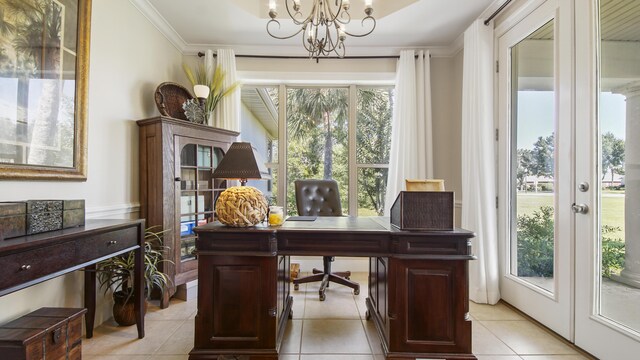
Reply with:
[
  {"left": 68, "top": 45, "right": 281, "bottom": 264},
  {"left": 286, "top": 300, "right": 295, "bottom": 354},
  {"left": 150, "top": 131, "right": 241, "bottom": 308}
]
[
  {"left": 461, "top": 19, "right": 500, "bottom": 304},
  {"left": 384, "top": 50, "right": 433, "bottom": 215},
  {"left": 212, "top": 49, "right": 240, "bottom": 131}
]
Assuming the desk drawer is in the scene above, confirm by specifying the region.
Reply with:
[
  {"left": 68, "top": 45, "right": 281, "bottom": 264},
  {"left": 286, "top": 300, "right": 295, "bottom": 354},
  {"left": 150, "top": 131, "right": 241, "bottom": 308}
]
[
  {"left": 75, "top": 226, "right": 138, "bottom": 263},
  {"left": 0, "top": 242, "right": 75, "bottom": 291}
]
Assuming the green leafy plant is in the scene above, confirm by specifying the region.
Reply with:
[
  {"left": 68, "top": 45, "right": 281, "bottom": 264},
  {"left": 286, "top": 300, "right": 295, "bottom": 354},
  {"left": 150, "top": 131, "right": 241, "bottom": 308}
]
[
  {"left": 182, "top": 63, "right": 240, "bottom": 115},
  {"left": 96, "top": 226, "right": 172, "bottom": 302},
  {"left": 517, "top": 206, "right": 554, "bottom": 277},
  {"left": 601, "top": 225, "right": 625, "bottom": 278},
  {"left": 516, "top": 207, "right": 626, "bottom": 278}
]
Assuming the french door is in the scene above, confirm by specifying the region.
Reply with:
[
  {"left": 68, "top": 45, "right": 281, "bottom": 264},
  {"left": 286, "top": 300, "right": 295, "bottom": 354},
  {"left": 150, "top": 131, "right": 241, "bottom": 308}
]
[
  {"left": 574, "top": 1, "right": 640, "bottom": 358},
  {"left": 497, "top": 0, "right": 574, "bottom": 339},
  {"left": 499, "top": 0, "right": 640, "bottom": 356}
]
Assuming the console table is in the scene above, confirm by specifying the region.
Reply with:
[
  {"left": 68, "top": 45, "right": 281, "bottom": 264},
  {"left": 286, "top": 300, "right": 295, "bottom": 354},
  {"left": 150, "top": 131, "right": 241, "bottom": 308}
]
[
  {"left": 190, "top": 217, "right": 476, "bottom": 360},
  {"left": 0, "top": 219, "right": 145, "bottom": 339}
]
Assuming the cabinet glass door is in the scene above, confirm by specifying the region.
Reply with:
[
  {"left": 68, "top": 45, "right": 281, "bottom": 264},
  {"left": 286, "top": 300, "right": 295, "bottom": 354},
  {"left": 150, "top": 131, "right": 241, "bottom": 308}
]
[{"left": 179, "top": 142, "right": 226, "bottom": 261}]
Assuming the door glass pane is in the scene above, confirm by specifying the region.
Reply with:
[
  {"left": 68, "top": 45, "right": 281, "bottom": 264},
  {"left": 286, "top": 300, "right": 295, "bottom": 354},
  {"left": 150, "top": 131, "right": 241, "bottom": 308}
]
[
  {"left": 286, "top": 88, "right": 349, "bottom": 215},
  {"left": 180, "top": 143, "right": 217, "bottom": 262},
  {"left": 598, "top": 0, "right": 640, "bottom": 331},
  {"left": 510, "top": 20, "right": 555, "bottom": 293}
]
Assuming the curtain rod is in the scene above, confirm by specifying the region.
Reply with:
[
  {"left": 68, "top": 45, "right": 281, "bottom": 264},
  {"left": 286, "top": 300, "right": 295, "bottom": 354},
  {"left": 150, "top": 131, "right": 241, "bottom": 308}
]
[
  {"left": 196, "top": 52, "right": 430, "bottom": 60},
  {"left": 484, "top": 0, "right": 514, "bottom": 25}
]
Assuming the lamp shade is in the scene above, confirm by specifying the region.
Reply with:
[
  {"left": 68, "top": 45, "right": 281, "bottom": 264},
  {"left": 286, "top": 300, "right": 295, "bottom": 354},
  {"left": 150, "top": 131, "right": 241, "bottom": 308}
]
[
  {"left": 213, "top": 142, "right": 270, "bottom": 184},
  {"left": 193, "top": 84, "right": 210, "bottom": 99}
]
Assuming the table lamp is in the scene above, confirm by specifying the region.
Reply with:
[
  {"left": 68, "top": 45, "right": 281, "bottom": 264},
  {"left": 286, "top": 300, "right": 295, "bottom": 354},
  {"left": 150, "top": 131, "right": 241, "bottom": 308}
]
[{"left": 212, "top": 142, "right": 270, "bottom": 227}]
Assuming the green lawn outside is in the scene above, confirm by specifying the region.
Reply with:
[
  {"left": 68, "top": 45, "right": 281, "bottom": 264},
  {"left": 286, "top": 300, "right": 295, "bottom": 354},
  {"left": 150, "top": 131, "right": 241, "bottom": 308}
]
[{"left": 516, "top": 191, "right": 625, "bottom": 239}]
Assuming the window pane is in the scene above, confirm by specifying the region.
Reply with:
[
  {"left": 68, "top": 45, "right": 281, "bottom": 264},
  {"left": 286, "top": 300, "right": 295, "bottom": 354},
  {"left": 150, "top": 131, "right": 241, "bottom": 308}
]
[
  {"left": 356, "top": 88, "right": 393, "bottom": 164},
  {"left": 240, "top": 85, "right": 279, "bottom": 200},
  {"left": 597, "top": 0, "right": 638, "bottom": 332},
  {"left": 286, "top": 88, "right": 349, "bottom": 215},
  {"left": 510, "top": 20, "right": 555, "bottom": 293},
  {"left": 357, "top": 167, "right": 388, "bottom": 216}
]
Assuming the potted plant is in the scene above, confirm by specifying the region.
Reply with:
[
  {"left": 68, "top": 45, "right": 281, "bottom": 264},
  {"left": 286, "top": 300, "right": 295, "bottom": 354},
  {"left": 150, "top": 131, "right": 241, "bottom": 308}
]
[{"left": 96, "top": 226, "right": 172, "bottom": 326}]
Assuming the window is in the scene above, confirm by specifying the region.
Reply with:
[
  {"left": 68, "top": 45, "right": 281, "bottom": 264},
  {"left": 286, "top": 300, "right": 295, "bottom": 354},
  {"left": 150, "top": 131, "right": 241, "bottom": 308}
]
[{"left": 241, "top": 84, "right": 393, "bottom": 216}]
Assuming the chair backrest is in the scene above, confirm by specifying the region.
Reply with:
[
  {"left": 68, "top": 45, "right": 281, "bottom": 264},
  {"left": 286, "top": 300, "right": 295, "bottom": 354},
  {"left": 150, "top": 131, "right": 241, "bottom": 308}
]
[{"left": 294, "top": 179, "right": 342, "bottom": 217}]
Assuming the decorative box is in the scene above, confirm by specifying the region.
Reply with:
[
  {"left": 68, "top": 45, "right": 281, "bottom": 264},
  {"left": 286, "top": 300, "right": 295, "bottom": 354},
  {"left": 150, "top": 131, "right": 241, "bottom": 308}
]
[
  {"left": 0, "top": 307, "right": 86, "bottom": 360},
  {"left": 0, "top": 202, "right": 27, "bottom": 241},
  {"left": 26, "top": 200, "right": 64, "bottom": 235},
  {"left": 63, "top": 200, "right": 85, "bottom": 228},
  {"left": 0, "top": 200, "right": 85, "bottom": 240},
  {"left": 390, "top": 191, "right": 454, "bottom": 230}
]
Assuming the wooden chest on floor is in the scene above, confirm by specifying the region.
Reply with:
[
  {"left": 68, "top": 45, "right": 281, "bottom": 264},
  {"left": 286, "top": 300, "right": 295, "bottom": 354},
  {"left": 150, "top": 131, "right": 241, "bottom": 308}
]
[{"left": 0, "top": 307, "right": 87, "bottom": 360}]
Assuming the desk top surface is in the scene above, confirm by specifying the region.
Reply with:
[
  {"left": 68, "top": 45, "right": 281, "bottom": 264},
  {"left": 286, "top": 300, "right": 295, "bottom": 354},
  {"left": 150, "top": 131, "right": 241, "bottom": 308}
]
[{"left": 196, "top": 216, "right": 473, "bottom": 237}]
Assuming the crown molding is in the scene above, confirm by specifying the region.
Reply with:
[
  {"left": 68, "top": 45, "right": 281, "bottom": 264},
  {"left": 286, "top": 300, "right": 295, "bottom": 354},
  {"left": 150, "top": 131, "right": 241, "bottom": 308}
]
[
  {"left": 129, "top": 0, "right": 187, "bottom": 52},
  {"left": 132, "top": 0, "right": 465, "bottom": 59}
]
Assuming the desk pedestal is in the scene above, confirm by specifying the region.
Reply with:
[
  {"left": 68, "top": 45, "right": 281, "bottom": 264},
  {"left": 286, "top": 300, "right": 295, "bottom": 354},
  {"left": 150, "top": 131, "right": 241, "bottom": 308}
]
[{"left": 190, "top": 221, "right": 476, "bottom": 360}]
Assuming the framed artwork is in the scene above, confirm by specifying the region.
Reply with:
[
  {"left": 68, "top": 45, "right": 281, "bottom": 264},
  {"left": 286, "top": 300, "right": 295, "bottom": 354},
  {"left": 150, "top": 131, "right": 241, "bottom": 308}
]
[{"left": 0, "top": 0, "right": 91, "bottom": 180}]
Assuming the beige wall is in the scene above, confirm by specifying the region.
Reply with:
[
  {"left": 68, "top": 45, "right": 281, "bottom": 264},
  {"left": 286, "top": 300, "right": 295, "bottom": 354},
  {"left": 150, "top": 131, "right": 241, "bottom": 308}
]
[
  {"left": 432, "top": 51, "right": 464, "bottom": 226},
  {"left": 0, "top": 0, "right": 183, "bottom": 326}
]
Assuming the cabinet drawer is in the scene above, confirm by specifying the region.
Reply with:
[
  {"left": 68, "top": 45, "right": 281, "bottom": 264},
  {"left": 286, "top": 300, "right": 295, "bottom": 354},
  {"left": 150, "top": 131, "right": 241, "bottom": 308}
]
[
  {"left": 0, "top": 242, "right": 75, "bottom": 291},
  {"left": 75, "top": 226, "right": 139, "bottom": 263}
]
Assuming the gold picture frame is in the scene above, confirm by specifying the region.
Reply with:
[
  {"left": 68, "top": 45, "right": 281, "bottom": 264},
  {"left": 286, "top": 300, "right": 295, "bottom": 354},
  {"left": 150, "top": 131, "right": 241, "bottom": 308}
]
[{"left": 0, "top": 0, "right": 91, "bottom": 180}]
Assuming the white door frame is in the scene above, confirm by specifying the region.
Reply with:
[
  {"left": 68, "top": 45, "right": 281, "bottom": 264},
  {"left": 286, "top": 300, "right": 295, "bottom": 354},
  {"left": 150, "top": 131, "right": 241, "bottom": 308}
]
[{"left": 496, "top": 0, "right": 574, "bottom": 340}]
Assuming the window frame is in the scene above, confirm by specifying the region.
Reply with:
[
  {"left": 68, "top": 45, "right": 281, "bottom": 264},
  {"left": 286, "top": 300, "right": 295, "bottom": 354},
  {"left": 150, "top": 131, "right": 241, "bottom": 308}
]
[{"left": 242, "top": 82, "right": 394, "bottom": 216}]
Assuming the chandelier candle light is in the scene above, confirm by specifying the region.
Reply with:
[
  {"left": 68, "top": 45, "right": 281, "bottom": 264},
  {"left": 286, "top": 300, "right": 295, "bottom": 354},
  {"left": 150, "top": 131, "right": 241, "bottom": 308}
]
[{"left": 267, "top": 0, "right": 376, "bottom": 59}]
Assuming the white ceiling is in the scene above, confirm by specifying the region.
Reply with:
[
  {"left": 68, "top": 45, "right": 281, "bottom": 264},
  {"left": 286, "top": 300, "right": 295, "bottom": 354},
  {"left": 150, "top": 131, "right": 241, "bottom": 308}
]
[{"left": 133, "top": 0, "right": 498, "bottom": 56}]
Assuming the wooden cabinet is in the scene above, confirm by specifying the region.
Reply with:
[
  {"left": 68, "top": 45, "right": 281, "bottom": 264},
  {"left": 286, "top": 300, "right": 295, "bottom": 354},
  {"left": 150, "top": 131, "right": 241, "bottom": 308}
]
[
  {"left": 190, "top": 226, "right": 288, "bottom": 359},
  {"left": 368, "top": 232, "right": 474, "bottom": 359},
  {"left": 137, "top": 116, "right": 238, "bottom": 306}
]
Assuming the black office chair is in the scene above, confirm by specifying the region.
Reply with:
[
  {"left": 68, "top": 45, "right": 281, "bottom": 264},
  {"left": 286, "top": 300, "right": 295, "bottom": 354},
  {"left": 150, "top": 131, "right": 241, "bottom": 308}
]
[{"left": 292, "top": 179, "right": 360, "bottom": 301}]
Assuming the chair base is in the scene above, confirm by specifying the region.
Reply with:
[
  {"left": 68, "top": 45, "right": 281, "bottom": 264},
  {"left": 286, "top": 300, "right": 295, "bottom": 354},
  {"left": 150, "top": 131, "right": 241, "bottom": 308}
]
[{"left": 293, "top": 271, "right": 360, "bottom": 301}]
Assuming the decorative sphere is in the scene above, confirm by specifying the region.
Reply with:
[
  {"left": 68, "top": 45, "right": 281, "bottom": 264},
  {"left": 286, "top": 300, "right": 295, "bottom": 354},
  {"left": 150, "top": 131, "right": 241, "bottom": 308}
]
[{"left": 215, "top": 186, "right": 268, "bottom": 227}]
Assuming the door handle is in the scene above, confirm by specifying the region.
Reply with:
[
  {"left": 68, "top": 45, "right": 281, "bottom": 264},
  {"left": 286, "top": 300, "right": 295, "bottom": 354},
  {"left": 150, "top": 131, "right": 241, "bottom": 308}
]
[{"left": 571, "top": 203, "right": 589, "bottom": 214}]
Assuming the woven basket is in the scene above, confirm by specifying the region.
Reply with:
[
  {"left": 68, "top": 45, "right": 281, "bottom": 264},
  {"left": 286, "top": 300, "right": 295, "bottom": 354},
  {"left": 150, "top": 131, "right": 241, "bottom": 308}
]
[{"left": 216, "top": 186, "right": 268, "bottom": 227}]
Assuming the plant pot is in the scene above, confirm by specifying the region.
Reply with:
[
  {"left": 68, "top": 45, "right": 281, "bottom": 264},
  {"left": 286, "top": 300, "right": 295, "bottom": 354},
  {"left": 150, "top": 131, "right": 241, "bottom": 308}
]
[{"left": 112, "top": 290, "right": 148, "bottom": 326}]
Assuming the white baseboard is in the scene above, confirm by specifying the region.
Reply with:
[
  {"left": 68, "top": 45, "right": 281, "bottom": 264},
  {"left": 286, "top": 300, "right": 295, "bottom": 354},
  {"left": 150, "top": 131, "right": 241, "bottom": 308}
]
[{"left": 290, "top": 257, "right": 369, "bottom": 273}]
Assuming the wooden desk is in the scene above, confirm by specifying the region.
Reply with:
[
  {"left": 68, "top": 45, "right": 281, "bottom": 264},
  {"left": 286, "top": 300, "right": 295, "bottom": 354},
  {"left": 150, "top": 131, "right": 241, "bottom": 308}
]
[
  {"left": 190, "top": 217, "right": 476, "bottom": 360},
  {"left": 0, "top": 219, "right": 145, "bottom": 339}
]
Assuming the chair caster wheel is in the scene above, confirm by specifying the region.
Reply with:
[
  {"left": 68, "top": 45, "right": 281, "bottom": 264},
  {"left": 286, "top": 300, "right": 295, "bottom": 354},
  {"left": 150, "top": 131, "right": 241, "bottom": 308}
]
[
  {"left": 319, "top": 293, "right": 326, "bottom": 301},
  {"left": 354, "top": 288, "right": 360, "bottom": 295},
  {"left": 294, "top": 284, "right": 299, "bottom": 291}
]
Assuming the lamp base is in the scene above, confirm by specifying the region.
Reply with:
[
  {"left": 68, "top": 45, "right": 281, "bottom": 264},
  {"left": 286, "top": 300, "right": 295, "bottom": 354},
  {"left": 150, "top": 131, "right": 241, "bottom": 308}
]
[{"left": 215, "top": 186, "right": 268, "bottom": 227}]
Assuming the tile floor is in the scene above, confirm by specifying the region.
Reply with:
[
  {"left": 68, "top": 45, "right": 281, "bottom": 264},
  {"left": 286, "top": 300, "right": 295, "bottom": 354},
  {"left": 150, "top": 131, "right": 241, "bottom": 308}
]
[{"left": 84, "top": 272, "right": 595, "bottom": 360}]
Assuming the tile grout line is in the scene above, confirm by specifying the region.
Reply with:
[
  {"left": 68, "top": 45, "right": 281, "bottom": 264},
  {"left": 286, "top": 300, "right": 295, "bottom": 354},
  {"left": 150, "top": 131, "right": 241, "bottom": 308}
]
[{"left": 474, "top": 318, "right": 523, "bottom": 357}]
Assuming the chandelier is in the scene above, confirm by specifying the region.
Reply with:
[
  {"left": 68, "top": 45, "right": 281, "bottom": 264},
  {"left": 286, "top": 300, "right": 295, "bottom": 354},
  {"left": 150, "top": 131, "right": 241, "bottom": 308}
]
[{"left": 267, "top": 0, "right": 376, "bottom": 59}]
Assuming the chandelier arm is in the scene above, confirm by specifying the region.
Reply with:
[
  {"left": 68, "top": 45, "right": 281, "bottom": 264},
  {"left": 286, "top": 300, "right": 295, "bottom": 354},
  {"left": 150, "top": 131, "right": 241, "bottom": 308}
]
[
  {"left": 266, "top": 19, "right": 306, "bottom": 40},
  {"left": 332, "top": 41, "right": 346, "bottom": 58},
  {"left": 343, "top": 16, "right": 376, "bottom": 38},
  {"left": 323, "top": 0, "right": 341, "bottom": 23},
  {"left": 285, "top": 0, "right": 315, "bottom": 26}
]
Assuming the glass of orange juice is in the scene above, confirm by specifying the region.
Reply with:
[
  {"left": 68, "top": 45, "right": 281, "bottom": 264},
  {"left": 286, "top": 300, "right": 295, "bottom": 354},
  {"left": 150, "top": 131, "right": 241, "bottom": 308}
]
[{"left": 268, "top": 206, "right": 284, "bottom": 226}]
